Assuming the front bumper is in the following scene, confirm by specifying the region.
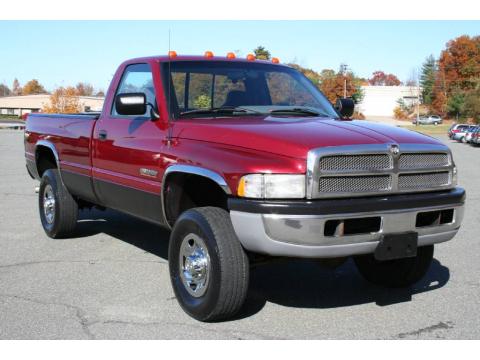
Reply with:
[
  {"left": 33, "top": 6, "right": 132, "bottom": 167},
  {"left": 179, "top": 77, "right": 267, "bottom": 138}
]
[{"left": 229, "top": 188, "right": 465, "bottom": 258}]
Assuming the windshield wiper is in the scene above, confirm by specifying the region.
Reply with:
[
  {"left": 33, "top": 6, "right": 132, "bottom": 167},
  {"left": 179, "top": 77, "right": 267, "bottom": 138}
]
[
  {"left": 179, "top": 106, "right": 263, "bottom": 117},
  {"left": 269, "top": 108, "right": 330, "bottom": 117}
]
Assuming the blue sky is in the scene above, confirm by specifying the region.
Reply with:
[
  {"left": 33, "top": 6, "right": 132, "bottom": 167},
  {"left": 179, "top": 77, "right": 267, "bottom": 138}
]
[{"left": 1, "top": 20, "right": 479, "bottom": 92}]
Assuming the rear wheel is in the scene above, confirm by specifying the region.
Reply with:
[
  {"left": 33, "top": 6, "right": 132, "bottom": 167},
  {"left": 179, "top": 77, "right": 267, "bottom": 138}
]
[
  {"left": 434, "top": 121, "right": 439, "bottom": 126},
  {"left": 168, "top": 207, "right": 249, "bottom": 322},
  {"left": 354, "top": 245, "right": 434, "bottom": 288},
  {"left": 461, "top": 136, "right": 467, "bottom": 143},
  {"left": 39, "top": 169, "right": 78, "bottom": 238}
]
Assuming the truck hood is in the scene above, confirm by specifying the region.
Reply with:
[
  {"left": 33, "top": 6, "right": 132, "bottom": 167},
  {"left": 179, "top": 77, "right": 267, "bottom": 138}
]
[{"left": 173, "top": 116, "right": 442, "bottom": 159}]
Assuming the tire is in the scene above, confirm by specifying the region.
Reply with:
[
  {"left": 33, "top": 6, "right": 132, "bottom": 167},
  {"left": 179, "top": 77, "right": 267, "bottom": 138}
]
[
  {"left": 168, "top": 207, "right": 249, "bottom": 322},
  {"left": 39, "top": 169, "right": 78, "bottom": 238},
  {"left": 354, "top": 245, "right": 434, "bottom": 288},
  {"left": 434, "top": 121, "right": 439, "bottom": 126}
]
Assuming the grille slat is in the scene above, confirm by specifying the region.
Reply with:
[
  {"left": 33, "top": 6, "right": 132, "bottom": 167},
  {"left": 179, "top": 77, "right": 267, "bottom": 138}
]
[
  {"left": 319, "top": 154, "right": 392, "bottom": 172},
  {"left": 398, "top": 172, "right": 450, "bottom": 190},
  {"left": 318, "top": 175, "right": 392, "bottom": 193},
  {"left": 399, "top": 153, "right": 449, "bottom": 169}
]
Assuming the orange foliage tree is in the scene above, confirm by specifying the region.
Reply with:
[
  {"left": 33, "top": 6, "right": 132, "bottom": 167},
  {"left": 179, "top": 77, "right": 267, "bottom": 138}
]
[
  {"left": 22, "top": 79, "right": 47, "bottom": 95},
  {"left": 432, "top": 35, "right": 480, "bottom": 117},
  {"left": 43, "top": 87, "right": 81, "bottom": 114}
]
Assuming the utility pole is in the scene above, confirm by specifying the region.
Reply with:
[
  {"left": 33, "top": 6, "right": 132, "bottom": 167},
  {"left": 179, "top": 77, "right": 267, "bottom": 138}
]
[
  {"left": 416, "top": 71, "right": 420, "bottom": 127},
  {"left": 340, "top": 63, "right": 348, "bottom": 98}
]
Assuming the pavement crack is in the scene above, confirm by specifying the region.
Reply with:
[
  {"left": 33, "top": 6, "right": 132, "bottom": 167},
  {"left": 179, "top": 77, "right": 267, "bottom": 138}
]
[
  {"left": 0, "top": 293, "right": 96, "bottom": 339},
  {"left": 0, "top": 259, "right": 167, "bottom": 270},
  {"left": 397, "top": 321, "right": 454, "bottom": 339}
]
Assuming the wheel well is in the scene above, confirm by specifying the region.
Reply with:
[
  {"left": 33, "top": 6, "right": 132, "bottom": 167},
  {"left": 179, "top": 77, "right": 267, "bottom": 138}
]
[
  {"left": 163, "top": 173, "right": 229, "bottom": 227},
  {"left": 36, "top": 146, "right": 57, "bottom": 177}
]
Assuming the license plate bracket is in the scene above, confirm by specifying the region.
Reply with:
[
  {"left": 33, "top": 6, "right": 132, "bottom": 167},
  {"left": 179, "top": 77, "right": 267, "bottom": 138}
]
[{"left": 374, "top": 232, "right": 418, "bottom": 261}]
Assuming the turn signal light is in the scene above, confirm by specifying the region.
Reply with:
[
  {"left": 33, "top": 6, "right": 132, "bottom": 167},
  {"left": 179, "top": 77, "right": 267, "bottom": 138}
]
[
  {"left": 204, "top": 51, "right": 214, "bottom": 58},
  {"left": 226, "top": 52, "right": 236, "bottom": 59},
  {"left": 246, "top": 54, "right": 256, "bottom": 61},
  {"left": 168, "top": 50, "right": 177, "bottom": 58},
  {"left": 272, "top": 57, "right": 280, "bottom": 64}
]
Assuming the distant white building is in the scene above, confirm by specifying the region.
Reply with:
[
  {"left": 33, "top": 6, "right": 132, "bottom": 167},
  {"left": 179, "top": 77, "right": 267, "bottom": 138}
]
[
  {"left": 0, "top": 94, "right": 104, "bottom": 116},
  {"left": 357, "top": 86, "right": 421, "bottom": 117}
]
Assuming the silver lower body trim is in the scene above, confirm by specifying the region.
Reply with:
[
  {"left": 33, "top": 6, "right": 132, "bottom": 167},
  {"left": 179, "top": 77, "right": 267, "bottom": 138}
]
[{"left": 230, "top": 204, "right": 464, "bottom": 258}]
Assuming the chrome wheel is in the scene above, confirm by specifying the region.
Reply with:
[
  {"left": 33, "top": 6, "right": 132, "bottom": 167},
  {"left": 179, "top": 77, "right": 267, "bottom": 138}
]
[
  {"left": 179, "top": 233, "right": 210, "bottom": 297},
  {"left": 43, "top": 184, "right": 55, "bottom": 224}
]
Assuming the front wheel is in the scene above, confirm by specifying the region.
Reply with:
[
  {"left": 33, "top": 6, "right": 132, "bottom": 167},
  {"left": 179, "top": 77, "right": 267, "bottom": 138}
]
[
  {"left": 354, "top": 245, "right": 434, "bottom": 288},
  {"left": 168, "top": 207, "right": 249, "bottom": 322}
]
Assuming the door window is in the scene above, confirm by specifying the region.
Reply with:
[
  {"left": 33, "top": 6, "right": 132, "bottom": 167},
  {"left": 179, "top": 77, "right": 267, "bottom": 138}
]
[{"left": 112, "top": 63, "right": 155, "bottom": 116}]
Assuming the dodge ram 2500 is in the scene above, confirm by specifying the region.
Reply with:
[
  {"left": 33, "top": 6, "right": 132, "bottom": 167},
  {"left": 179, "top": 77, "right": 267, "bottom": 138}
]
[{"left": 25, "top": 53, "right": 466, "bottom": 321}]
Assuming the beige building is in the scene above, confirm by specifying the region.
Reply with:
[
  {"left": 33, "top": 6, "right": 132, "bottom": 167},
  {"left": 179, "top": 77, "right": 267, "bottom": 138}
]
[
  {"left": 0, "top": 95, "right": 104, "bottom": 116},
  {"left": 357, "top": 85, "right": 421, "bottom": 117}
]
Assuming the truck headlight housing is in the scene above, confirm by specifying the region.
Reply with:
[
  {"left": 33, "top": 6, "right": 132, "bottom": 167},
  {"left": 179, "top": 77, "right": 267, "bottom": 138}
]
[{"left": 237, "top": 174, "right": 306, "bottom": 199}]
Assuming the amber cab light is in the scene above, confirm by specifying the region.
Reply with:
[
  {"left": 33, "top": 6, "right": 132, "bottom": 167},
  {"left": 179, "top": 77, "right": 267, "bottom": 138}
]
[
  {"left": 246, "top": 54, "right": 256, "bottom": 61},
  {"left": 272, "top": 57, "right": 280, "bottom": 64},
  {"left": 226, "top": 52, "right": 236, "bottom": 59},
  {"left": 168, "top": 50, "right": 177, "bottom": 58},
  {"left": 204, "top": 51, "right": 214, "bottom": 58}
]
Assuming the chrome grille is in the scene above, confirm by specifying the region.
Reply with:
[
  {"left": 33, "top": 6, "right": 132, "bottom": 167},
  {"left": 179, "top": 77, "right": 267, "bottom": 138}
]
[
  {"left": 398, "top": 172, "right": 450, "bottom": 190},
  {"left": 399, "top": 153, "right": 449, "bottom": 169},
  {"left": 318, "top": 175, "right": 392, "bottom": 193},
  {"left": 307, "top": 144, "right": 454, "bottom": 199},
  {"left": 319, "top": 154, "right": 392, "bottom": 172}
]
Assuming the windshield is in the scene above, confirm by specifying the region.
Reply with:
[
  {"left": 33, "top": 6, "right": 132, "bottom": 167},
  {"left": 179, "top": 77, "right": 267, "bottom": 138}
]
[{"left": 161, "top": 61, "right": 339, "bottom": 119}]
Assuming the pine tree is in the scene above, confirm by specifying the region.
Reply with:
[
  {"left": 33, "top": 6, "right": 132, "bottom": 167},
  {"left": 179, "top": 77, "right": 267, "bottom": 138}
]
[
  {"left": 420, "top": 55, "right": 436, "bottom": 105},
  {"left": 253, "top": 46, "right": 271, "bottom": 60}
]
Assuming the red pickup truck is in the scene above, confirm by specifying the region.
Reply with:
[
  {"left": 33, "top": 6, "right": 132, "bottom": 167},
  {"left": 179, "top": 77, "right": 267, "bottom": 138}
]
[{"left": 25, "top": 53, "right": 465, "bottom": 321}]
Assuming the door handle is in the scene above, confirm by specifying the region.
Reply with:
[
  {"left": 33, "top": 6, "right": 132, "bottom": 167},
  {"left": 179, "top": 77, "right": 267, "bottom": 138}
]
[{"left": 98, "top": 130, "right": 108, "bottom": 141}]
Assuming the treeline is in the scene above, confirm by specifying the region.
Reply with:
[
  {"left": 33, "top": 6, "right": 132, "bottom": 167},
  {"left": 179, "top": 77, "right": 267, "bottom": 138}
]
[
  {"left": 0, "top": 79, "right": 104, "bottom": 98},
  {"left": 420, "top": 35, "right": 480, "bottom": 122}
]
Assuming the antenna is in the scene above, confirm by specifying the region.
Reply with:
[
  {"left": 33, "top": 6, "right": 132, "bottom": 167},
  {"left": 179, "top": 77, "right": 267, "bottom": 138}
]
[{"left": 166, "top": 28, "right": 173, "bottom": 146}]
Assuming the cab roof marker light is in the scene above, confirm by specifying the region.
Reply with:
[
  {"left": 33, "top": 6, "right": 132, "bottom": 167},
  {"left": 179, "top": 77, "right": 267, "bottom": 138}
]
[
  {"left": 226, "top": 52, "right": 236, "bottom": 59},
  {"left": 204, "top": 51, "right": 214, "bottom": 58},
  {"left": 246, "top": 54, "right": 256, "bottom": 61},
  {"left": 168, "top": 51, "right": 177, "bottom": 58},
  {"left": 272, "top": 57, "right": 280, "bottom": 64}
]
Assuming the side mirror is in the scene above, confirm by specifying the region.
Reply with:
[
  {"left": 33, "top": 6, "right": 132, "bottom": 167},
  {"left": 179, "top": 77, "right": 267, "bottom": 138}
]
[
  {"left": 335, "top": 98, "right": 355, "bottom": 118},
  {"left": 115, "top": 93, "right": 147, "bottom": 116}
]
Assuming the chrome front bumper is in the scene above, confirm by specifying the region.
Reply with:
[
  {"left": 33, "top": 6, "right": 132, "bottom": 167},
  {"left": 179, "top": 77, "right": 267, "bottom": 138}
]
[{"left": 230, "top": 204, "right": 464, "bottom": 258}]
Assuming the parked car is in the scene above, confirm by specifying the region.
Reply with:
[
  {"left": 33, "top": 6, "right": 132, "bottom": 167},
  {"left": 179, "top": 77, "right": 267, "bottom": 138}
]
[
  {"left": 448, "top": 123, "right": 470, "bottom": 139},
  {"left": 413, "top": 115, "right": 443, "bottom": 125},
  {"left": 470, "top": 126, "right": 480, "bottom": 146},
  {"left": 465, "top": 125, "right": 479, "bottom": 143},
  {"left": 24, "top": 54, "right": 465, "bottom": 322},
  {"left": 453, "top": 125, "right": 477, "bottom": 143}
]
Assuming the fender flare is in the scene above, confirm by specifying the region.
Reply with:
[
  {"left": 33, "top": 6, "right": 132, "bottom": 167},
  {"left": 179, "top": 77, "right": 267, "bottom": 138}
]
[
  {"left": 161, "top": 164, "right": 232, "bottom": 228},
  {"left": 34, "top": 140, "right": 65, "bottom": 186}
]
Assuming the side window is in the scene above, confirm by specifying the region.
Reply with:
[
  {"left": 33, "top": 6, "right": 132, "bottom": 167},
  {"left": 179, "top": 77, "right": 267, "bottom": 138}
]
[{"left": 112, "top": 63, "right": 155, "bottom": 116}]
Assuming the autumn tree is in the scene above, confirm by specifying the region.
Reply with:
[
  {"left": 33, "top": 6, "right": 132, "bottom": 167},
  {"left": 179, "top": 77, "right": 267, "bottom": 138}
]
[
  {"left": 42, "top": 86, "right": 81, "bottom": 114},
  {"left": 368, "top": 71, "right": 402, "bottom": 86},
  {"left": 95, "top": 90, "right": 105, "bottom": 97},
  {"left": 0, "top": 83, "right": 11, "bottom": 97},
  {"left": 22, "top": 79, "right": 47, "bottom": 95},
  {"left": 75, "top": 82, "right": 94, "bottom": 96},
  {"left": 253, "top": 46, "right": 271, "bottom": 60},
  {"left": 439, "top": 35, "right": 480, "bottom": 92},
  {"left": 420, "top": 55, "right": 436, "bottom": 105},
  {"left": 12, "top": 78, "right": 22, "bottom": 95},
  {"left": 464, "top": 83, "right": 480, "bottom": 123}
]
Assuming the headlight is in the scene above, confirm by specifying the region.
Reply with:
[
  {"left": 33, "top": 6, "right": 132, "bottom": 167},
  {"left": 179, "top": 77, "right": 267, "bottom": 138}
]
[
  {"left": 237, "top": 174, "right": 306, "bottom": 199},
  {"left": 452, "top": 166, "right": 458, "bottom": 186}
]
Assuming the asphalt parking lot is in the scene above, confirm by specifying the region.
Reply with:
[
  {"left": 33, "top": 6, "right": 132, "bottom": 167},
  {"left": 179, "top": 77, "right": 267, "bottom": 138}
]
[{"left": 0, "top": 129, "right": 479, "bottom": 339}]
